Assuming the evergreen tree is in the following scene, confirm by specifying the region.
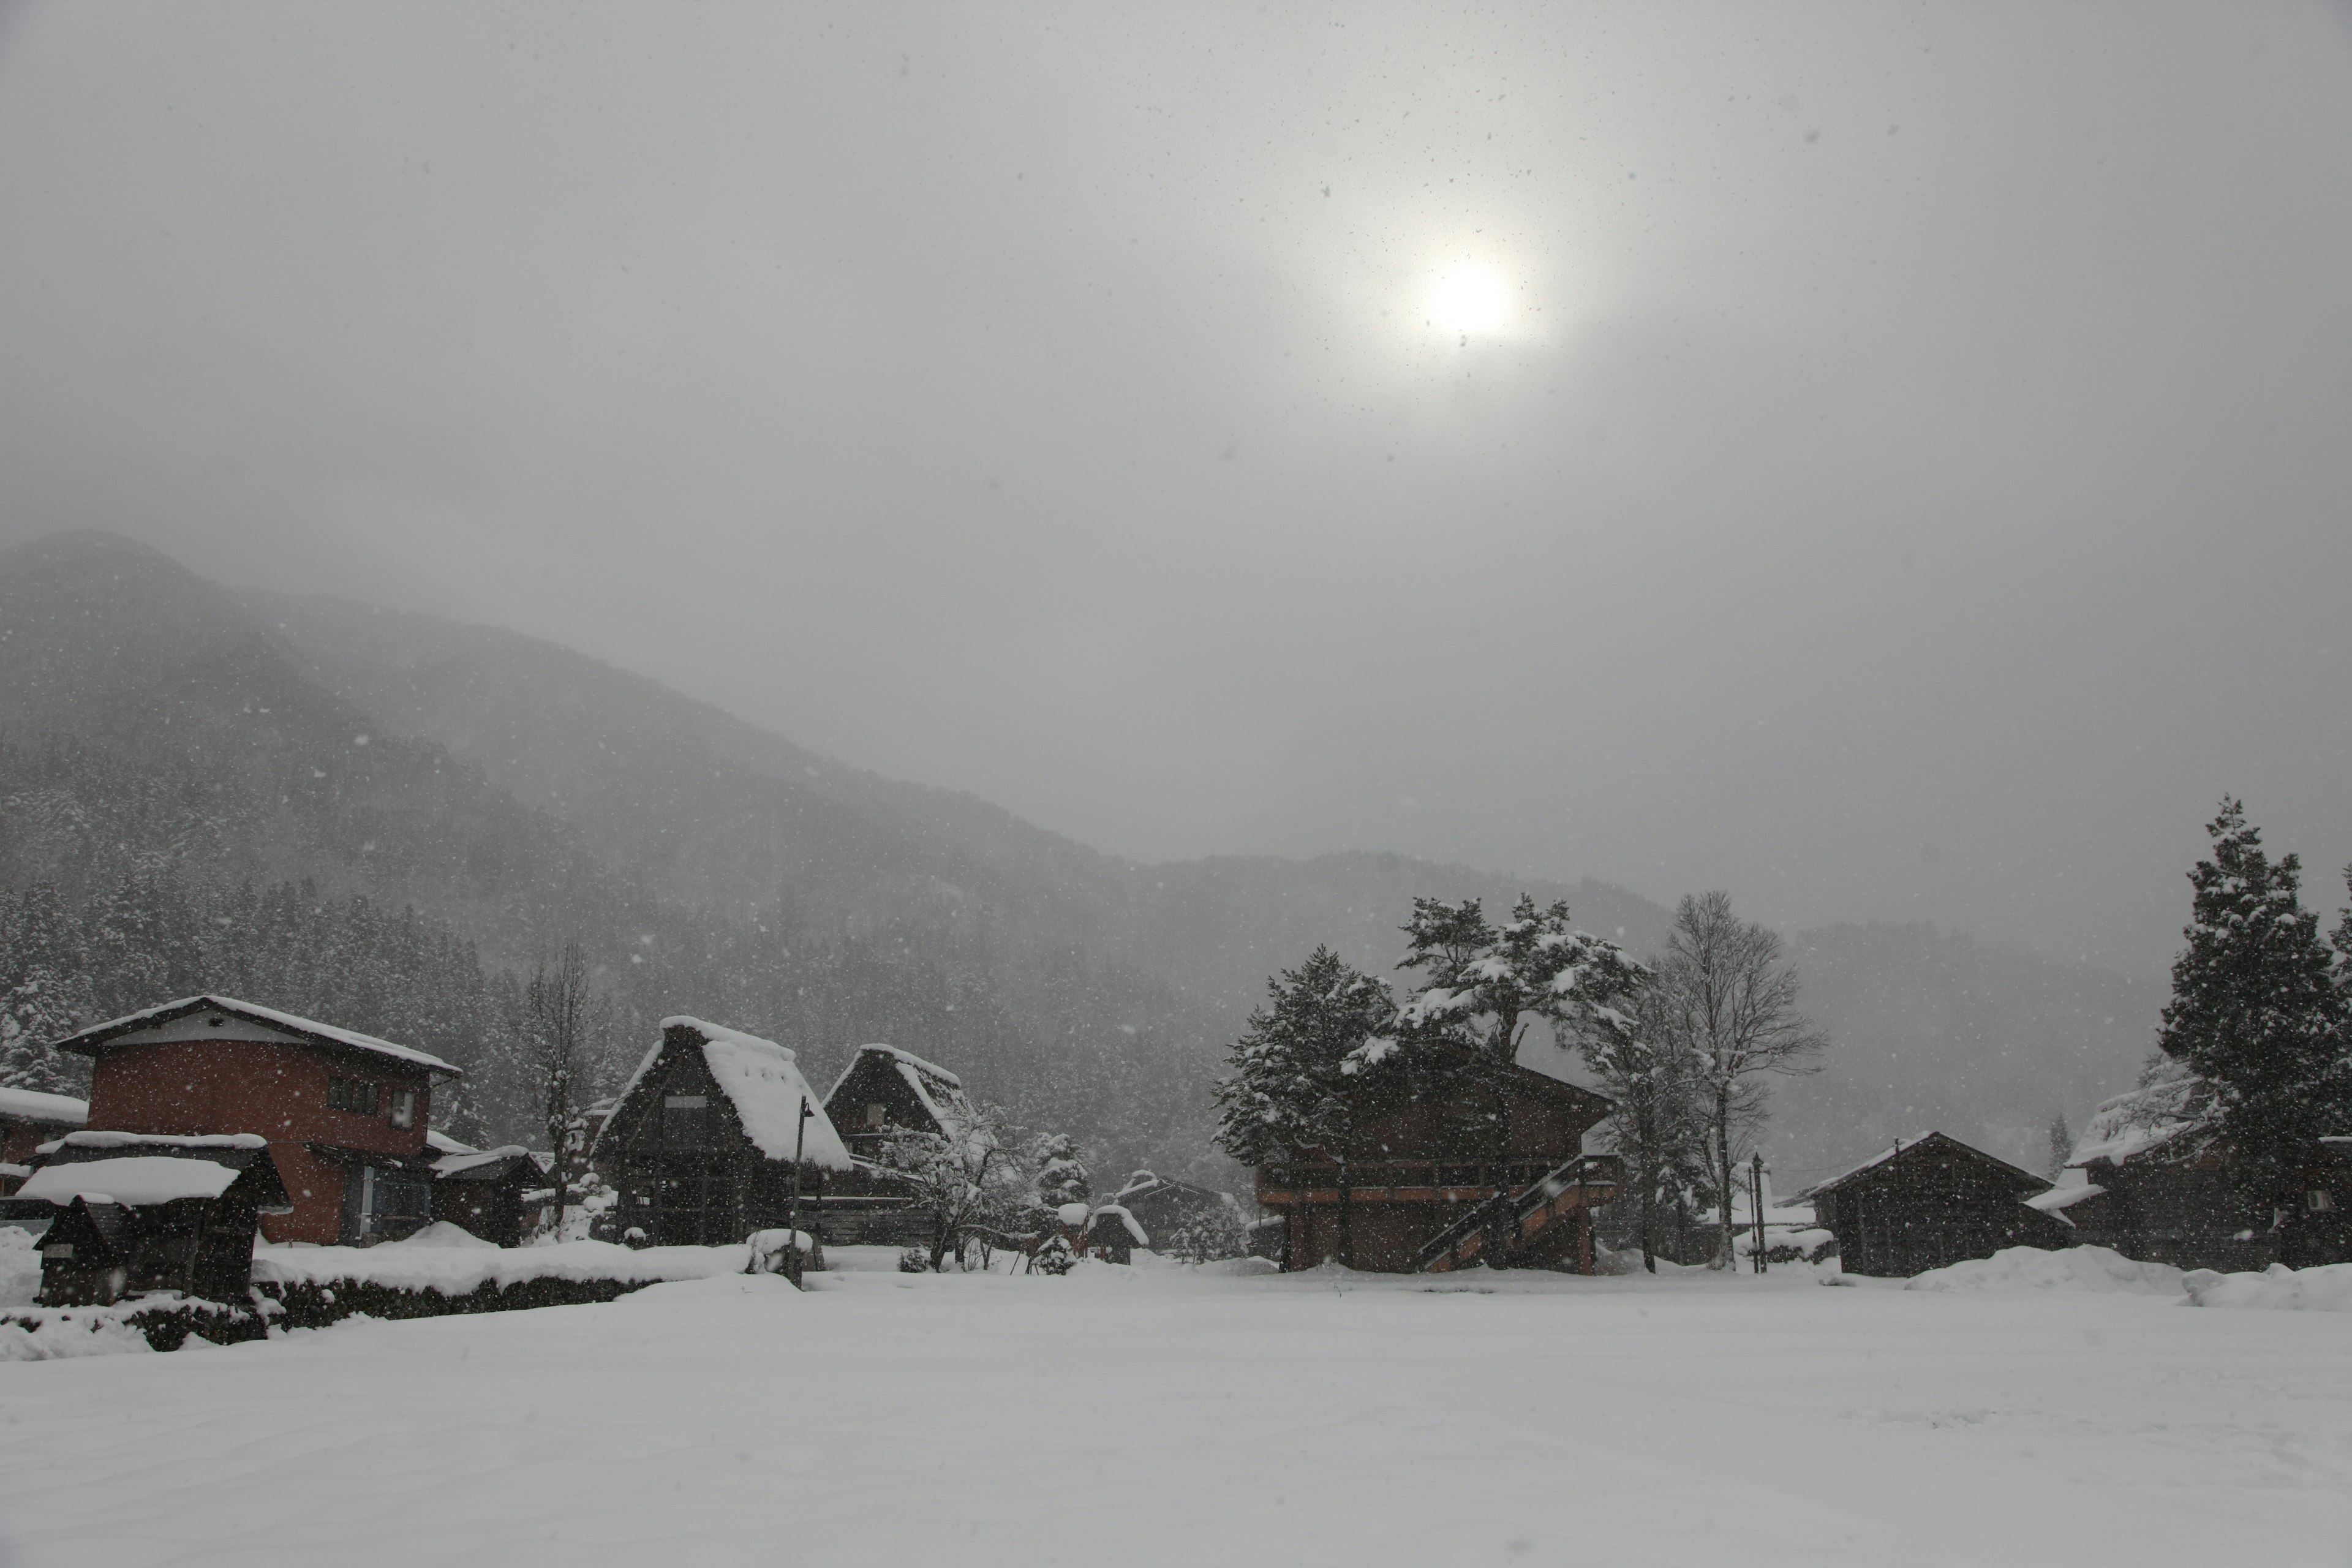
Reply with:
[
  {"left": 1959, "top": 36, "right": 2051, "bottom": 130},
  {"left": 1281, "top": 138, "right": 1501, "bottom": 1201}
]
[
  {"left": 1212, "top": 946, "right": 1401, "bottom": 1267},
  {"left": 1393, "top": 895, "right": 1646, "bottom": 1148},
  {"left": 1589, "top": 987, "right": 1706, "bottom": 1273},
  {"left": 1030, "top": 1132, "right": 1091, "bottom": 1212},
  {"left": 2155, "top": 801, "right": 2352, "bottom": 1205},
  {"left": 2045, "top": 1110, "right": 2075, "bottom": 1181},
  {"left": 0, "top": 883, "right": 97, "bottom": 1094}
]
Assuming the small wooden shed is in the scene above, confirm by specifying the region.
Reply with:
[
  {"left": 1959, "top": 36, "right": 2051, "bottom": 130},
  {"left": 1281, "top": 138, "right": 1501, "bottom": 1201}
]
[
  {"left": 429, "top": 1139, "right": 542, "bottom": 1248},
  {"left": 1084, "top": 1204, "right": 1148, "bottom": 1264},
  {"left": 592, "top": 1017, "right": 853, "bottom": 1248},
  {"left": 20, "top": 1131, "right": 293, "bottom": 1305},
  {"left": 1, "top": 1085, "right": 88, "bottom": 1193},
  {"left": 1803, "top": 1131, "right": 2067, "bottom": 1278},
  {"left": 818, "top": 1043, "right": 978, "bottom": 1248}
]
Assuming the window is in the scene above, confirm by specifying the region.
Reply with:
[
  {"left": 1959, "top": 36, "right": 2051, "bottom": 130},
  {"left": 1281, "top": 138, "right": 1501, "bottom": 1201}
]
[
  {"left": 328, "top": 1078, "right": 380, "bottom": 1115},
  {"left": 388, "top": 1087, "right": 417, "bottom": 1130},
  {"left": 864, "top": 1102, "right": 887, "bottom": 1129},
  {"left": 2311, "top": 1189, "right": 2337, "bottom": 1213}
]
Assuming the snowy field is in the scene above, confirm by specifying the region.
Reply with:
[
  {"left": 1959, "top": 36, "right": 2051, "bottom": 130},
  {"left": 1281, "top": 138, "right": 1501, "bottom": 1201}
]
[{"left": 4, "top": 1256, "right": 2350, "bottom": 1568}]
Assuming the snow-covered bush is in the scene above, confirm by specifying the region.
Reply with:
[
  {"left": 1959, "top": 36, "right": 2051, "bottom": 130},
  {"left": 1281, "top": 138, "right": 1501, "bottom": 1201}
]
[
  {"left": 1031, "top": 1234, "right": 1076, "bottom": 1276},
  {"left": 897, "top": 1246, "right": 931, "bottom": 1274}
]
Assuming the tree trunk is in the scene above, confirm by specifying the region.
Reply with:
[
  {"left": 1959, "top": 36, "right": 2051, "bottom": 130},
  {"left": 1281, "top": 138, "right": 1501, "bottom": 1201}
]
[
  {"left": 1335, "top": 1152, "right": 1354, "bottom": 1269},
  {"left": 1713, "top": 1089, "right": 1735, "bottom": 1270},
  {"left": 1638, "top": 1153, "right": 1657, "bottom": 1273}
]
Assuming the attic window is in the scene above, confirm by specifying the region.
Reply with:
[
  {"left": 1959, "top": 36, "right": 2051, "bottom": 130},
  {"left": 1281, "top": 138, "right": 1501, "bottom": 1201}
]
[
  {"left": 2312, "top": 1190, "right": 2337, "bottom": 1213},
  {"left": 864, "top": 1102, "right": 886, "bottom": 1130},
  {"left": 206, "top": 1015, "right": 225, "bottom": 1029}
]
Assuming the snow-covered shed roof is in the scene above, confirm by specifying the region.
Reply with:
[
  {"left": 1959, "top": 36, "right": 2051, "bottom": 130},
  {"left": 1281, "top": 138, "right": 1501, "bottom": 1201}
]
[
  {"left": 37, "top": 1130, "right": 269, "bottom": 1157},
  {"left": 0, "top": 1086, "right": 87, "bottom": 1126},
  {"left": 612, "top": 1017, "right": 853, "bottom": 1170},
  {"left": 1800, "top": 1131, "right": 2047, "bottom": 1199},
  {"left": 47, "top": 995, "right": 461, "bottom": 1076},
  {"left": 426, "top": 1130, "right": 478, "bottom": 1156},
  {"left": 434, "top": 1145, "right": 535, "bottom": 1179},
  {"left": 2025, "top": 1181, "right": 2107, "bottom": 1213},
  {"left": 17, "top": 1156, "right": 239, "bottom": 1206}
]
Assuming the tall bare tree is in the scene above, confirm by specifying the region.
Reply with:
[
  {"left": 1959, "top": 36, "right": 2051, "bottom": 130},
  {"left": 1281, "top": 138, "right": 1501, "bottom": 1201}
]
[
  {"left": 1648, "top": 892, "right": 1825, "bottom": 1266},
  {"left": 522, "top": 940, "right": 593, "bottom": 1236}
]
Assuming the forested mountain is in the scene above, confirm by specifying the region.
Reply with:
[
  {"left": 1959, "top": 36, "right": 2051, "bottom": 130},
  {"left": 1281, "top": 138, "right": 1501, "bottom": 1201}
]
[{"left": 0, "top": 532, "right": 2160, "bottom": 1181}]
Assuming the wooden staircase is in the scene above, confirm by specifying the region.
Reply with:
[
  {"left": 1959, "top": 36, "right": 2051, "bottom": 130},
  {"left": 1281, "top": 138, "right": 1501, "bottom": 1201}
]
[{"left": 1415, "top": 1154, "right": 1622, "bottom": 1273}]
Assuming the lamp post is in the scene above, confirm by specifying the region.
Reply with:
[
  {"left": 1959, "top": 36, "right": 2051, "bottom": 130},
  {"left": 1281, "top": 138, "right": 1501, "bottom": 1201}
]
[
  {"left": 784, "top": 1096, "right": 815, "bottom": 1286},
  {"left": 1751, "top": 1150, "right": 1769, "bottom": 1275}
]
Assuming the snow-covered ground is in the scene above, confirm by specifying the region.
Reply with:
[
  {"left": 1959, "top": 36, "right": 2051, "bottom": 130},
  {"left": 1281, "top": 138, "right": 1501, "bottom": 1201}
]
[{"left": 3, "top": 1257, "right": 2348, "bottom": 1567}]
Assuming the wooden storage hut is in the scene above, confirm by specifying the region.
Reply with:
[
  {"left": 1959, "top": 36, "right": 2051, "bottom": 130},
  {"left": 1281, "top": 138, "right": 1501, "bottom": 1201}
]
[
  {"left": 1, "top": 1086, "right": 88, "bottom": 1194},
  {"left": 1083, "top": 1204, "right": 1148, "bottom": 1264},
  {"left": 1803, "top": 1131, "right": 2067, "bottom": 1277},
  {"left": 429, "top": 1140, "right": 542, "bottom": 1248},
  {"left": 1109, "top": 1170, "right": 1237, "bottom": 1253},
  {"left": 1248, "top": 1044, "right": 1621, "bottom": 1274},
  {"left": 818, "top": 1043, "right": 978, "bottom": 1248},
  {"left": 592, "top": 1017, "right": 852, "bottom": 1248},
  {"left": 48, "top": 995, "right": 461, "bottom": 1246},
  {"left": 19, "top": 1131, "right": 292, "bottom": 1305}
]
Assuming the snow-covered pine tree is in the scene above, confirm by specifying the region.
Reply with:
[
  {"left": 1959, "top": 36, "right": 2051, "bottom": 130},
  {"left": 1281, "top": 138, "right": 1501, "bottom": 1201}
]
[
  {"left": 1031, "top": 1232, "right": 1076, "bottom": 1275},
  {"left": 1030, "top": 1132, "right": 1091, "bottom": 1212},
  {"left": 2154, "top": 800, "right": 2352, "bottom": 1206},
  {"left": 0, "top": 883, "right": 96, "bottom": 1094},
  {"left": 1212, "top": 946, "right": 1401, "bottom": 1267},
  {"left": 1393, "top": 895, "right": 1647, "bottom": 1147}
]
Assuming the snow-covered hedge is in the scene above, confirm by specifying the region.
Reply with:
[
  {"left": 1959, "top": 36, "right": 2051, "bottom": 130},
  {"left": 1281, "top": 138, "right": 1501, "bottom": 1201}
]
[
  {"left": 251, "top": 1228, "right": 750, "bottom": 1298},
  {"left": 2182, "top": 1261, "right": 2352, "bottom": 1312}
]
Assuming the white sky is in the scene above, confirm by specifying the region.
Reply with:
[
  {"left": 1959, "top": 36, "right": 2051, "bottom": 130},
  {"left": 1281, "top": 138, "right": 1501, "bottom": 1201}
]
[{"left": 2, "top": 1, "right": 2348, "bottom": 975}]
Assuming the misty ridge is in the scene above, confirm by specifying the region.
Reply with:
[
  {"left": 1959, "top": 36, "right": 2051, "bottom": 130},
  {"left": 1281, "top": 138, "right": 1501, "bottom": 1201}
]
[{"left": 0, "top": 530, "right": 2156, "bottom": 1183}]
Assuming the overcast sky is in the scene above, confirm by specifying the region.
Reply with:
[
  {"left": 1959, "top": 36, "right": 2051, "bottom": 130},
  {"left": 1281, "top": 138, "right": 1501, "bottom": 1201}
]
[{"left": 2, "top": 2, "right": 2348, "bottom": 976}]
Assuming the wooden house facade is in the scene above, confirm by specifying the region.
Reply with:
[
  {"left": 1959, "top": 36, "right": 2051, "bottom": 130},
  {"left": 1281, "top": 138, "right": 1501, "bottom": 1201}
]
[
  {"left": 592, "top": 1017, "right": 852, "bottom": 1248},
  {"left": 1250, "top": 1051, "right": 1621, "bottom": 1274},
  {"left": 19, "top": 1130, "right": 292, "bottom": 1305},
  {"left": 817, "top": 1043, "right": 977, "bottom": 1248},
  {"left": 1110, "top": 1169, "right": 1237, "bottom": 1253},
  {"left": 50, "top": 995, "right": 462, "bottom": 1246},
  {"left": 1803, "top": 1131, "right": 2067, "bottom": 1277}
]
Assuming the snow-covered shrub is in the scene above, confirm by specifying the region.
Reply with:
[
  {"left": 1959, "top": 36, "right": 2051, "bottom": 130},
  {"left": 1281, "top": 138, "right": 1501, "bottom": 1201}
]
[
  {"left": 897, "top": 1246, "right": 932, "bottom": 1274},
  {"left": 1031, "top": 1234, "right": 1076, "bottom": 1275}
]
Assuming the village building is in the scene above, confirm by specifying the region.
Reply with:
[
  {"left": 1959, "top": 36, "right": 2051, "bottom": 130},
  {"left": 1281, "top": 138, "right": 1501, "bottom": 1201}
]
[
  {"left": 426, "top": 1131, "right": 544, "bottom": 1248},
  {"left": 1, "top": 1085, "right": 87, "bottom": 1194},
  {"left": 1249, "top": 1045, "right": 1622, "bottom": 1274},
  {"left": 818, "top": 1042, "right": 979, "bottom": 1247},
  {"left": 2049, "top": 1065, "right": 2350, "bottom": 1272},
  {"left": 47, "top": 995, "right": 462, "bottom": 1246},
  {"left": 1083, "top": 1203, "right": 1148, "bottom": 1264},
  {"left": 1803, "top": 1131, "right": 2067, "bottom": 1277},
  {"left": 591, "top": 1017, "right": 851, "bottom": 1248},
  {"left": 1109, "top": 1169, "right": 1237, "bottom": 1253},
  {"left": 18, "top": 1129, "right": 292, "bottom": 1305}
]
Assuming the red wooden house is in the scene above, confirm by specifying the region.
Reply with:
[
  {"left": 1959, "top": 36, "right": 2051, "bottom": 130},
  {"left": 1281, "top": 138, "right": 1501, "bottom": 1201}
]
[{"left": 48, "top": 995, "right": 462, "bottom": 1246}]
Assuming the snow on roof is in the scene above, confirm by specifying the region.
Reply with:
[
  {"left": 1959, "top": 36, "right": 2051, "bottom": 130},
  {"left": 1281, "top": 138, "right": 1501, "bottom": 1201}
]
[
  {"left": 433, "top": 1145, "right": 533, "bottom": 1178},
  {"left": 858, "top": 1042, "right": 962, "bottom": 1090},
  {"left": 1511, "top": 1036, "right": 1611, "bottom": 1101},
  {"left": 2026, "top": 1182, "right": 2108, "bottom": 1213},
  {"left": 1800, "top": 1133, "right": 1939, "bottom": 1197},
  {"left": 41, "top": 1130, "right": 268, "bottom": 1155},
  {"left": 2070, "top": 1060, "right": 2217, "bottom": 1169},
  {"left": 426, "top": 1130, "right": 478, "bottom": 1156},
  {"left": 0, "top": 1087, "right": 86, "bottom": 1126},
  {"left": 17, "top": 1156, "right": 241, "bottom": 1207},
  {"left": 629, "top": 1017, "right": 853, "bottom": 1171},
  {"left": 49, "top": 995, "right": 462, "bottom": 1076},
  {"left": 1088, "top": 1204, "right": 1150, "bottom": 1246}
]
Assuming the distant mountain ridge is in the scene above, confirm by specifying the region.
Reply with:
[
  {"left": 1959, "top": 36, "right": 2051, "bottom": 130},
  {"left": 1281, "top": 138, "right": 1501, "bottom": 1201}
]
[{"left": 1, "top": 531, "right": 2162, "bottom": 1177}]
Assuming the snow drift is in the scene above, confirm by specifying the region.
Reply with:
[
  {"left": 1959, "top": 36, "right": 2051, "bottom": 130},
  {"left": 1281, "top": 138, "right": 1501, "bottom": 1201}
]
[
  {"left": 2182, "top": 1261, "right": 2352, "bottom": 1312},
  {"left": 1904, "top": 1245, "right": 2184, "bottom": 1295}
]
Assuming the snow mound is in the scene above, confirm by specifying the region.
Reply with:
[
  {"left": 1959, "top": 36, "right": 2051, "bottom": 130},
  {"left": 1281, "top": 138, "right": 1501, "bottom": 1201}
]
[
  {"left": 0, "top": 1310, "right": 153, "bottom": 1361},
  {"left": 1905, "top": 1246, "right": 2184, "bottom": 1295},
  {"left": 382, "top": 1221, "right": 500, "bottom": 1250},
  {"left": 2182, "top": 1261, "right": 2352, "bottom": 1312},
  {"left": 0, "top": 1225, "right": 40, "bottom": 1308}
]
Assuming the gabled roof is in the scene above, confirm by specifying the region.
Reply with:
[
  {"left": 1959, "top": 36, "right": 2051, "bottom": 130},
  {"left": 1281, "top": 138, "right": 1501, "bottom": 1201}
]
[
  {"left": 1112, "top": 1169, "right": 1231, "bottom": 1208},
  {"left": 46, "top": 995, "right": 462, "bottom": 1076},
  {"left": 1086, "top": 1203, "right": 1150, "bottom": 1246},
  {"left": 1801, "top": 1131, "right": 2049, "bottom": 1199},
  {"left": 0, "top": 1087, "right": 87, "bottom": 1126},
  {"left": 2070, "top": 1060, "right": 2218, "bottom": 1169},
  {"left": 825, "top": 1042, "right": 976, "bottom": 1139},
  {"left": 609, "top": 1017, "right": 853, "bottom": 1170}
]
